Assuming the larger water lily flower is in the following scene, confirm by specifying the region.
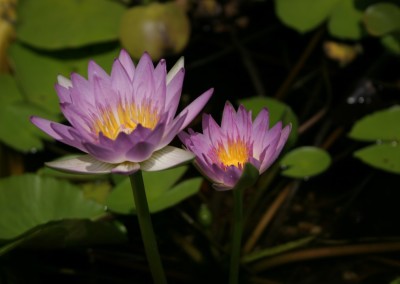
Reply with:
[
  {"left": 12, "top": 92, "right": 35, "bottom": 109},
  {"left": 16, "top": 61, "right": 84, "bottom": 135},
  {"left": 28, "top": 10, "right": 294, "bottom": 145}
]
[
  {"left": 179, "top": 102, "right": 291, "bottom": 190},
  {"left": 31, "top": 50, "right": 213, "bottom": 174}
]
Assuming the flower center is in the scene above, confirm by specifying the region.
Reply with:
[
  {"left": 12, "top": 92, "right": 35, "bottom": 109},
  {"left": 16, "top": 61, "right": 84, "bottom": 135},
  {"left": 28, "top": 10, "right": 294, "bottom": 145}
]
[
  {"left": 216, "top": 139, "right": 249, "bottom": 169},
  {"left": 93, "top": 101, "right": 159, "bottom": 140}
]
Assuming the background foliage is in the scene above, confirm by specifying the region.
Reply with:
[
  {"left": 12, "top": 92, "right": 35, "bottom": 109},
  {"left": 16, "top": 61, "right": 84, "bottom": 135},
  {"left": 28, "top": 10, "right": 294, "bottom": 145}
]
[{"left": 0, "top": 0, "right": 400, "bottom": 283}]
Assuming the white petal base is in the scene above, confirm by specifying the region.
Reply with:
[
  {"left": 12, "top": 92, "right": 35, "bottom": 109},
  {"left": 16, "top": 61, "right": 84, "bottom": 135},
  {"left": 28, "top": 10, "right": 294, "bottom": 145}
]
[
  {"left": 140, "top": 146, "right": 194, "bottom": 171},
  {"left": 45, "top": 146, "right": 194, "bottom": 175},
  {"left": 46, "top": 155, "right": 139, "bottom": 175}
]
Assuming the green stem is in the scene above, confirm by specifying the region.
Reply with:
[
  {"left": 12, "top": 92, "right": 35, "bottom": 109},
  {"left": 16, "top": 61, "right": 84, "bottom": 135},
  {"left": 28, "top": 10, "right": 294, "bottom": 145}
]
[
  {"left": 229, "top": 188, "right": 244, "bottom": 284},
  {"left": 129, "top": 171, "right": 167, "bottom": 284}
]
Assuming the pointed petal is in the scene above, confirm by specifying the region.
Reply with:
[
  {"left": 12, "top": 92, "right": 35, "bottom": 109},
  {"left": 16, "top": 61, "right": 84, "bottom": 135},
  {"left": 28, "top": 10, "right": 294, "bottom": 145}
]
[
  {"left": 157, "top": 112, "right": 187, "bottom": 150},
  {"left": 88, "top": 60, "right": 109, "bottom": 83},
  {"left": 55, "top": 84, "right": 72, "bottom": 104},
  {"left": 221, "top": 101, "right": 236, "bottom": 130},
  {"left": 118, "top": 49, "right": 135, "bottom": 81},
  {"left": 46, "top": 155, "right": 115, "bottom": 174},
  {"left": 30, "top": 116, "right": 63, "bottom": 140},
  {"left": 175, "top": 88, "right": 214, "bottom": 132},
  {"left": 167, "top": 57, "right": 184, "bottom": 84},
  {"left": 165, "top": 68, "right": 184, "bottom": 121},
  {"left": 111, "top": 58, "right": 133, "bottom": 98},
  {"left": 57, "top": 75, "right": 72, "bottom": 88},
  {"left": 140, "top": 146, "right": 194, "bottom": 172}
]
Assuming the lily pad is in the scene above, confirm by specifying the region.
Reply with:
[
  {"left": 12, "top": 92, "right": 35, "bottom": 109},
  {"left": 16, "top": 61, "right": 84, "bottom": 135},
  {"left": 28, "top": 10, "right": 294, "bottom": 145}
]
[
  {"left": 363, "top": 2, "right": 400, "bottom": 36},
  {"left": 328, "top": 0, "right": 363, "bottom": 39},
  {"left": 280, "top": 146, "right": 331, "bottom": 178},
  {"left": 239, "top": 97, "right": 298, "bottom": 146},
  {"left": 275, "top": 0, "right": 341, "bottom": 33},
  {"left": 8, "top": 43, "right": 76, "bottom": 114},
  {"left": 0, "top": 220, "right": 127, "bottom": 256},
  {"left": 0, "top": 174, "right": 105, "bottom": 240},
  {"left": 120, "top": 2, "right": 190, "bottom": 60},
  {"left": 106, "top": 166, "right": 202, "bottom": 214},
  {"left": 381, "top": 34, "right": 400, "bottom": 54},
  {"left": 16, "top": 0, "right": 125, "bottom": 49},
  {"left": 348, "top": 105, "right": 400, "bottom": 142},
  {"left": 354, "top": 143, "right": 400, "bottom": 174},
  {"left": 0, "top": 75, "right": 59, "bottom": 152}
]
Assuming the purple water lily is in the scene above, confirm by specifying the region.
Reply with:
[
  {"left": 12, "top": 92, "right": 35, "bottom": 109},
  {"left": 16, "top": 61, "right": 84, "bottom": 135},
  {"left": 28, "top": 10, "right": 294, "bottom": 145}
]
[
  {"left": 179, "top": 102, "right": 291, "bottom": 190},
  {"left": 31, "top": 50, "right": 213, "bottom": 174}
]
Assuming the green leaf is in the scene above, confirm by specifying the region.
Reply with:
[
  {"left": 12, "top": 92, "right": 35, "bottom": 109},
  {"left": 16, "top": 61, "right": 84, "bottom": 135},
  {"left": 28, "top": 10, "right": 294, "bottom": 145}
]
[
  {"left": 239, "top": 97, "right": 298, "bottom": 146},
  {"left": 242, "top": 236, "right": 315, "bottom": 263},
  {"left": 16, "top": 0, "right": 125, "bottom": 49},
  {"left": 149, "top": 178, "right": 202, "bottom": 213},
  {"left": 280, "top": 146, "right": 331, "bottom": 178},
  {"left": 328, "top": 0, "right": 363, "bottom": 39},
  {"left": 363, "top": 2, "right": 400, "bottom": 36},
  {"left": 106, "top": 166, "right": 201, "bottom": 214},
  {"left": 354, "top": 143, "right": 400, "bottom": 174},
  {"left": 275, "top": 0, "right": 341, "bottom": 33},
  {"left": 0, "top": 75, "right": 60, "bottom": 152},
  {"left": 348, "top": 106, "right": 400, "bottom": 142},
  {"left": 0, "top": 174, "right": 105, "bottom": 240}
]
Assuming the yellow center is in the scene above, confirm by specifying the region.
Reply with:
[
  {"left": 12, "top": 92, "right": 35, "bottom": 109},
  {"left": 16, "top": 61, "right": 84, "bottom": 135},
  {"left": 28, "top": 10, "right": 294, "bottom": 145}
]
[
  {"left": 93, "top": 102, "right": 159, "bottom": 140},
  {"left": 216, "top": 139, "right": 249, "bottom": 168}
]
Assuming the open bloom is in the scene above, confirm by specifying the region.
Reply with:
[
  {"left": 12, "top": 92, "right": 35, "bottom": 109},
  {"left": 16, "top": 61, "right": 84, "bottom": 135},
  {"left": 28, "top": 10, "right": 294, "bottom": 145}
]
[
  {"left": 31, "top": 50, "right": 213, "bottom": 174},
  {"left": 179, "top": 102, "right": 291, "bottom": 190}
]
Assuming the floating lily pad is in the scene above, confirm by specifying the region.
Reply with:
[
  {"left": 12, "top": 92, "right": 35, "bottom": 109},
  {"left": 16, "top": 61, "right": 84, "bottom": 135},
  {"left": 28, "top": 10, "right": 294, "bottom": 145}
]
[
  {"left": 0, "top": 174, "right": 105, "bottom": 240},
  {"left": 0, "top": 220, "right": 127, "bottom": 256},
  {"left": 381, "top": 34, "right": 400, "bottom": 54},
  {"left": 280, "top": 146, "right": 331, "bottom": 178},
  {"left": 363, "top": 2, "right": 400, "bottom": 36},
  {"left": 0, "top": 75, "right": 59, "bottom": 152},
  {"left": 106, "top": 166, "right": 202, "bottom": 214},
  {"left": 16, "top": 0, "right": 125, "bottom": 49},
  {"left": 120, "top": 2, "right": 190, "bottom": 60},
  {"left": 328, "top": 0, "right": 363, "bottom": 39},
  {"left": 348, "top": 105, "right": 400, "bottom": 142},
  {"left": 275, "top": 0, "right": 341, "bottom": 33},
  {"left": 354, "top": 143, "right": 400, "bottom": 174},
  {"left": 239, "top": 97, "right": 298, "bottom": 146},
  {"left": 8, "top": 43, "right": 76, "bottom": 114},
  {"left": 9, "top": 43, "right": 120, "bottom": 115}
]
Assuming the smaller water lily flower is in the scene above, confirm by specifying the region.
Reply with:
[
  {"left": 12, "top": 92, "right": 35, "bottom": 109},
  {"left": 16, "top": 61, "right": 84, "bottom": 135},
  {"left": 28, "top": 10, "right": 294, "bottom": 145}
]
[
  {"left": 31, "top": 50, "right": 213, "bottom": 174},
  {"left": 179, "top": 102, "right": 291, "bottom": 190}
]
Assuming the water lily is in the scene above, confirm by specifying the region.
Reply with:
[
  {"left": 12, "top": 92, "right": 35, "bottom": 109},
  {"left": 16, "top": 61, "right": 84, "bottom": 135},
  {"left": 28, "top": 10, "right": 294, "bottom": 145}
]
[
  {"left": 31, "top": 50, "right": 213, "bottom": 174},
  {"left": 179, "top": 102, "right": 291, "bottom": 190}
]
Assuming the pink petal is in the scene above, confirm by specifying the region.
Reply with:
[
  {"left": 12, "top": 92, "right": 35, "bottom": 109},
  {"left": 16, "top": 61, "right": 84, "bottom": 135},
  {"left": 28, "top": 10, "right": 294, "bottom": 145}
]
[
  {"left": 165, "top": 68, "right": 185, "bottom": 122},
  {"left": 88, "top": 60, "right": 109, "bottom": 84},
  {"left": 126, "top": 141, "right": 156, "bottom": 162},
  {"left": 175, "top": 88, "right": 214, "bottom": 132},
  {"left": 118, "top": 49, "right": 135, "bottom": 81}
]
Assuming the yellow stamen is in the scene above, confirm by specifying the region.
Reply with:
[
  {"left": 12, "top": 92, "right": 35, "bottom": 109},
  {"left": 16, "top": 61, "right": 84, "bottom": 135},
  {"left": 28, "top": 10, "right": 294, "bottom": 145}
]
[
  {"left": 93, "top": 102, "right": 159, "bottom": 140},
  {"left": 216, "top": 139, "right": 249, "bottom": 169}
]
